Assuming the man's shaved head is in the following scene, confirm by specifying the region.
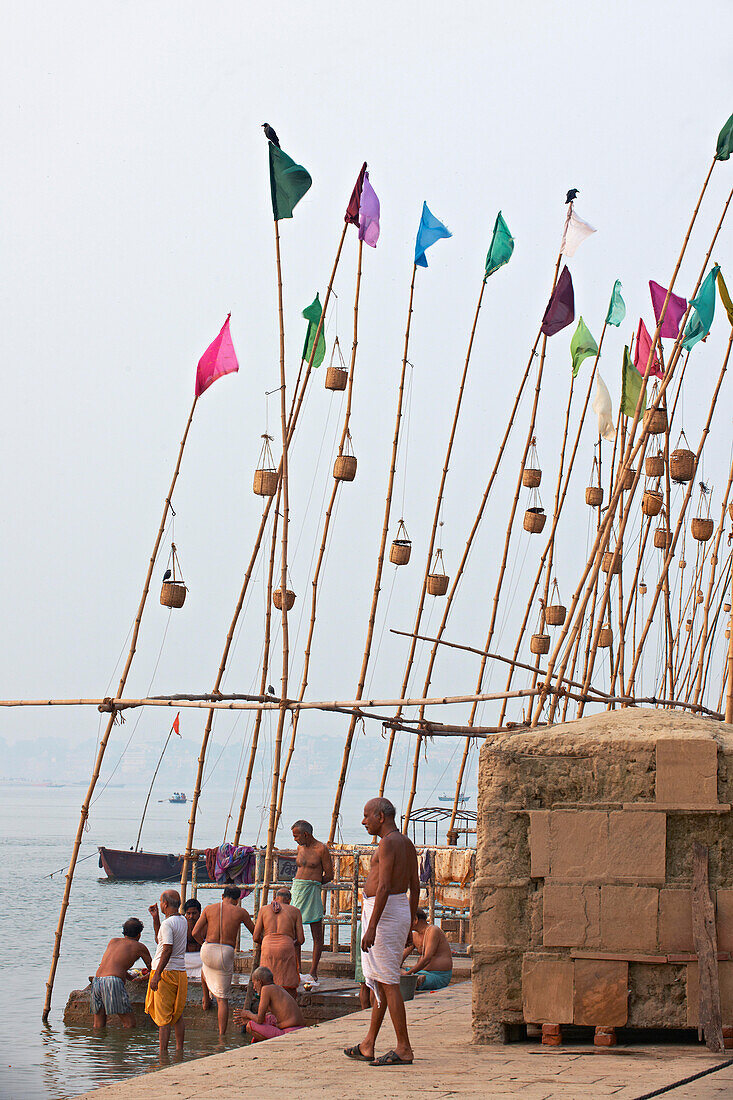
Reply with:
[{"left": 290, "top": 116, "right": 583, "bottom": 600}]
[
  {"left": 160, "top": 889, "right": 181, "bottom": 910},
  {"left": 364, "top": 797, "right": 396, "bottom": 819}
]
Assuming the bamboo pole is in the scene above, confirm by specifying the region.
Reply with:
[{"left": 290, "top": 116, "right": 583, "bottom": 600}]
[
  {"left": 135, "top": 713, "right": 180, "bottom": 851},
  {"left": 43, "top": 393, "right": 199, "bottom": 1020},
  {"left": 329, "top": 262, "right": 418, "bottom": 844}
]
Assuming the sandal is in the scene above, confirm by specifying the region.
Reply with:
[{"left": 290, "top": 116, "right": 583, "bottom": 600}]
[
  {"left": 370, "top": 1049, "right": 414, "bottom": 1066},
  {"left": 344, "top": 1044, "right": 373, "bottom": 1061}
]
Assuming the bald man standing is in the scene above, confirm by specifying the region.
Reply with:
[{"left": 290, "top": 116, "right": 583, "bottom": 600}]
[{"left": 146, "top": 890, "right": 188, "bottom": 1058}]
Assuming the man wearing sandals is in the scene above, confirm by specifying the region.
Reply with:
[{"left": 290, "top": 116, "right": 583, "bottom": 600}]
[{"left": 344, "top": 797, "right": 419, "bottom": 1067}]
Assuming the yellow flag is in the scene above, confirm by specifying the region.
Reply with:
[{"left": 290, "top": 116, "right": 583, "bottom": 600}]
[{"left": 718, "top": 270, "right": 733, "bottom": 327}]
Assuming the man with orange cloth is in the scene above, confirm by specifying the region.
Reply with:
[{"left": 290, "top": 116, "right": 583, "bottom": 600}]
[
  {"left": 253, "top": 887, "right": 304, "bottom": 999},
  {"left": 146, "top": 890, "right": 188, "bottom": 1057}
]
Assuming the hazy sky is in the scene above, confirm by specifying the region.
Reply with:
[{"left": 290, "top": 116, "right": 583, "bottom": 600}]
[{"left": 2, "top": 2, "right": 732, "bottom": 830}]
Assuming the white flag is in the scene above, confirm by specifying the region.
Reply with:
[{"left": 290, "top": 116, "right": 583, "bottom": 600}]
[
  {"left": 593, "top": 372, "right": 616, "bottom": 442},
  {"left": 561, "top": 209, "right": 597, "bottom": 257}
]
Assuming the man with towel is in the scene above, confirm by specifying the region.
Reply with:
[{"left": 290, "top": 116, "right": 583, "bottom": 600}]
[
  {"left": 192, "top": 885, "right": 255, "bottom": 1038},
  {"left": 253, "top": 886, "right": 304, "bottom": 999},
  {"left": 290, "top": 819, "right": 333, "bottom": 987},
  {"left": 344, "top": 797, "right": 419, "bottom": 1067},
  {"left": 145, "top": 890, "right": 188, "bottom": 1057}
]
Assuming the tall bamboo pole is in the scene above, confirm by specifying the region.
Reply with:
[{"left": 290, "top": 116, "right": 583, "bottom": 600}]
[
  {"left": 43, "top": 393, "right": 199, "bottom": 1020},
  {"left": 329, "top": 263, "right": 418, "bottom": 844}
]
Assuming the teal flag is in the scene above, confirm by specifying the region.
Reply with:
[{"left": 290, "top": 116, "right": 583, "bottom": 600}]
[
  {"left": 302, "top": 294, "right": 326, "bottom": 368},
  {"left": 484, "top": 211, "right": 514, "bottom": 279},
  {"left": 414, "top": 202, "right": 451, "bottom": 267},
  {"left": 716, "top": 112, "right": 733, "bottom": 161},
  {"left": 606, "top": 280, "right": 626, "bottom": 327},
  {"left": 621, "top": 345, "right": 646, "bottom": 417},
  {"left": 269, "top": 142, "right": 312, "bottom": 220},
  {"left": 570, "top": 317, "right": 598, "bottom": 377},
  {"left": 682, "top": 265, "right": 720, "bottom": 351}
]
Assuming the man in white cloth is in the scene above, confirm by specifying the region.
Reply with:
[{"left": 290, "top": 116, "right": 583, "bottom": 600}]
[
  {"left": 344, "top": 797, "right": 419, "bottom": 1067},
  {"left": 192, "top": 885, "right": 255, "bottom": 1038}
]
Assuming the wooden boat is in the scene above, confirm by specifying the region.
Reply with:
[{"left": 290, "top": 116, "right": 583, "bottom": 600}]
[
  {"left": 168, "top": 791, "right": 187, "bottom": 803},
  {"left": 98, "top": 846, "right": 212, "bottom": 882}
]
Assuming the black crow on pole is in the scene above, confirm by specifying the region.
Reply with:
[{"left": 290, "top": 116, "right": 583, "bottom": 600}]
[
  {"left": 565, "top": 188, "right": 579, "bottom": 204},
  {"left": 262, "top": 123, "right": 280, "bottom": 147}
]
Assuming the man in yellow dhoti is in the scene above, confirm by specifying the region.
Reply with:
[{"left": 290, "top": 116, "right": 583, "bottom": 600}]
[{"left": 145, "top": 890, "right": 188, "bottom": 1058}]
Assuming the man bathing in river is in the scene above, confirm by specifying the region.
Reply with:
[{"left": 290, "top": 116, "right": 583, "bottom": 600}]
[
  {"left": 345, "top": 797, "right": 419, "bottom": 1067},
  {"left": 402, "top": 908, "right": 453, "bottom": 992},
  {"left": 91, "top": 918, "right": 152, "bottom": 1029},
  {"left": 253, "top": 886, "right": 304, "bottom": 1000},
  {"left": 291, "top": 819, "right": 333, "bottom": 986},
  {"left": 146, "top": 890, "right": 188, "bottom": 1057},
  {"left": 192, "top": 885, "right": 255, "bottom": 1038},
  {"left": 233, "top": 966, "right": 304, "bottom": 1042}
]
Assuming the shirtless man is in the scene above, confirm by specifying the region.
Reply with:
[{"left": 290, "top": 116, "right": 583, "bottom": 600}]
[
  {"left": 344, "top": 797, "right": 419, "bottom": 1067},
  {"left": 290, "top": 819, "right": 333, "bottom": 986},
  {"left": 192, "top": 885, "right": 255, "bottom": 1037},
  {"left": 402, "top": 908, "right": 453, "bottom": 992},
  {"left": 91, "top": 918, "right": 152, "bottom": 1029},
  {"left": 253, "top": 887, "right": 304, "bottom": 999},
  {"left": 233, "top": 966, "right": 305, "bottom": 1042}
]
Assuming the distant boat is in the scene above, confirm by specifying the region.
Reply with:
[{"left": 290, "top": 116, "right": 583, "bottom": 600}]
[
  {"left": 438, "top": 794, "right": 469, "bottom": 803},
  {"left": 98, "top": 846, "right": 212, "bottom": 882},
  {"left": 168, "top": 791, "right": 187, "bottom": 804}
]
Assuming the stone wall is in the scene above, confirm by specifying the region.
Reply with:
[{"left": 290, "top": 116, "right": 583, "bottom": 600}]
[{"left": 471, "top": 709, "right": 733, "bottom": 1042}]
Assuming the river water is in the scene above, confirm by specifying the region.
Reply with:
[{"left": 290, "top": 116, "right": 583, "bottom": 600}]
[{"left": 0, "top": 781, "right": 374, "bottom": 1099}]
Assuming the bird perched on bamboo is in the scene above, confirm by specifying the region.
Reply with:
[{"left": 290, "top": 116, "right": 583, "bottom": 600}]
[
  {"left": 162, "top": 569, "right": 172, "bottom": 582},
  {"left": 565, "top": 188, "right": 579, "bottom": 204},
  {"left": 262, "top": 123, "right": 280, "bottom": 147}
]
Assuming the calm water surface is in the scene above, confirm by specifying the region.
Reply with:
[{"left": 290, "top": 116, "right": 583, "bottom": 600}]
[{"left": 0, "top": 782, "right": 371, "bottom": 1099}]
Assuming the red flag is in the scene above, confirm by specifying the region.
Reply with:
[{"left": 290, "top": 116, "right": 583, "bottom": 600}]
[
  {"left": 172, "top": 713, "right": 180, "bottom": 736},
  {"left": 649, "top": 281, "right": 687, "bottom": 339},
  {"left": 345, "top": 162, "right": 367, "bottom": 226},
  {"left": 195, "top": 314, "right": 239, "bottom": 397},
  {"left": 633, "top": 318, "right": 663, "bottom": 379}
]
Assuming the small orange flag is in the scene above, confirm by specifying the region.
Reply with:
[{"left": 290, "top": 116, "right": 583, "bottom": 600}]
[{"left": 172, "top": 713, "right": 181, "bottom": 736}]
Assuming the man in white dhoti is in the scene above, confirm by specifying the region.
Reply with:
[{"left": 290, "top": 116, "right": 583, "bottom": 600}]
[{"left": 344, "top": 797, "right": 419, "bottom": 1067}]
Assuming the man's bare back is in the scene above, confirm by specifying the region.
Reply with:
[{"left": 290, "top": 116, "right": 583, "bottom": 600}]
[
  {"left": 363, "top": 830, "right": 418, "bottom": 898},
  {"left": 96, "top": 937, "right": 151, "bottom": 981},
  {"left": 194, "top": 898, "right": 254, "bottom": 947},
  {"left": 257, "top": 901, "right": 304, "bottom": 942},
  {"left": 258, "top": 983, "right": 304, "bottom": 1029},
  {"left": 410, "top": 923, "right": 453, "bottom": 972}
]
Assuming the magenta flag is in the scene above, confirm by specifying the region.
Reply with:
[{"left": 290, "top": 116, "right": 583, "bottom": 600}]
[
  {"left": 634, "top": 318, "right": 663, "bottom": 379},
  {"left": 649, "top": 280, "right": 687, "bottom": 338},
  {"left": 195, "top": 314, "right": 239, "bottom": 397},
  {"left": 359, "top": 172, "right": 380, "bottom": 248},
  {"left": 541, "top": 265, "right": 575, "bottom": 337}
]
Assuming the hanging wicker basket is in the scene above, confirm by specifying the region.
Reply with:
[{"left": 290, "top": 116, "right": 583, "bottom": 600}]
[
  {"left": 334, "top": 454, "right": 357, "bottom": 481},
  {"left": 427, "top": 573, "right": 449, "bottom": 596},
  {"left": 654, "top": 527, "right": 672, "bottom": 550},
  {"left": 696, "top": 589, "right": 704, "bottom": 604},
  {"left": 253, "top": 468, "right": 278, "bottom": 496},
  {"left": 686, "top": 620, "right": 693, "bottom": 632},
  {"left": 725, "top": 603, "right": 731, "bottom": 613},
  {"left": 523, "top": 507, "right": 546, "bottom": 534},
  {"left": 642, "top": 489, "right": 663, "bottom": 517},
  {"left": 691, "top": 517, "right": 714, "bottom": 542},
  {"left": 644, "top": 407, "right": 668, "bottom": 435},
  {"left": 598, "top": 627, "right": 613, "bottom": 648},
  {"left": 530, "top": 633, "right": 550, "bottom": 655},
  {"left": 389, "top": 519, "right": 412, "bottom": 566},
  {"left": 602, "top": 550, "right": 622, "bottom": 575},
  {"left": 585, "top": 486, "right": 603, "bottom": 507},
  {"left": 325, "top": 366, "right": 348, "bottom": 391},
  {"left": 619, "top": 467, "right": 635, "bottom": 491},
  {"left": 639, "top": 582, "right": 648, "bottom": 595},
  {"left": 522, "top": 468, "right": 542, "bottom": 489},
  {"left": 273, "top": 588, "right": 296, "bottom": 611},
  {"left": 671, "top": 448, "right": 695, "bottom": 483},
  {"left": 545, "top": 604, "right": 566, "bottom": 627},
  {"left": 161, "top": 581, "right": 186, "bottom": 608},
  {"left": 645, "top": 453, "right": 665, "bottom": 478}
]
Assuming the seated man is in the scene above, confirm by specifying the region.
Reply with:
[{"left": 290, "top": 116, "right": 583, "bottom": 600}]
[
  {"left": 233, "top": 966, "right": 304, "bottom": 1042},
  {"left": 253, "top": 887, "right": 304, "bottom": 1000},
  {"left": 401, "top": 908, "right": 453, "bottom": 992},
  {"left": 91, "top": 917, "right": 152, "bottom": 1029},
  {"left": 192, "top": 885, "right": 255, "bottom": 1038}
]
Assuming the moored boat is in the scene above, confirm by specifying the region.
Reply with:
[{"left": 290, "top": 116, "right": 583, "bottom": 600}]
[{"left": 98, "top": 846, "right": 212, "bottom": 882}]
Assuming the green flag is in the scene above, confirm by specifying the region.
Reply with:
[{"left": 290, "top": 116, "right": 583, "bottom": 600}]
[
  {"left": 269, "top": 142, "right": 312, "bottom": 220},
  {"left": 682, "top": 265, "right": 720, "bottom": 350},
  {"left": 570, "top": 317, "right": 598, "bottom": 377},
  {"left": 716, "top": 112, "right": 733, "bottom": 161},
  {"left": 718, "top": 270, "right": 733, "bottom": 327},
  {"left": 302, "top": 293, "right": 326, "bottom": 368},
  {"left": 484, "top": 211, "right": 514, "bottom": 279},
  {"left": 606, "top": 279, "right": 626, "bottom": 327},
  {"left": 621, "top": 345, "right": 646, "bottom": 417}
]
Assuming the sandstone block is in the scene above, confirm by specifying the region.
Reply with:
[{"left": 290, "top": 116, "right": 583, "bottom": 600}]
[
  {"left": 529, "top": 811, "right": 550, "bottom": 878},
  {"left": 607, "top": 810, "right": 666, "bottom": 882},
  {"left": 549, "top": 809, "right": 607, "bottom": 881},
  {"left": 471, "top": 883, "right": 530, "bottom": 949},
  {"left": 658, "top": 889, "right": 694, "bottom": 953},
  {"left": 686, "top": 961, "right": 733, "bottom": 1026},
  {"left": 656, "top": 737, "right": 718, "bottom": 807},
  {"left": 718, "top": 890, "right": 733, "bottom": 953},
  {"left": 543, "top": 884, "right": 600, "bottom": 948},
  {"left": 600, "top": 886, "right": 659, "bottom": 952},
  {"left": 522, "top": 954, "right": 573, "bottom": 1024},
  {"left": 573, "top": 959, "right": 628, "bottom": 1027}
]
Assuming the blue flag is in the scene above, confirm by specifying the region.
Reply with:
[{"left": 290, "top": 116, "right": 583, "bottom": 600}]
[
  {"left": 606, "top": 280, "right": 626, "bottom": 327},
  {"left": 414, "top": 202, "right": 451, "bottom": 268},
  {"left": 682, "top": 265, "right": 720, "bottom": 351}
]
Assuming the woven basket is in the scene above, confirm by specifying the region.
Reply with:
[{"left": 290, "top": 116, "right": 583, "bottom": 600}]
[
  {"left": 696, "top": 590, "right": 704, "bottom": 604},
  {"left": 427, "top": 573, "right": 449, "bottom": 596},
  {"left": 639, "top": 582, "right": 648, "bottom": 595},
  {"left": 253, "top": 468, "right": 278, "bottom": 496},
  {"left": 598, "top": 627, "right": 613, "bottom": 648},
  {"left": 670, "top": 448, "right": 695, "bottom": 483},
  {"left": 654, "top": 527, "right": 672, "bottom": 550},
  {"left": 644, "top": 407, "right": 668, "bottom": 435},
  {"left": 522, "top": 468, "right": 542, "bottom": 489},
  {"left": 160, "top": 582, "right": 186, "bottom": 608},
  {"left": 390, "top": 540, "right": 412, "bottom": 566},
  {"left": 619, "top": 467, "right": 635, "bottom": 491},
  {"left": 585, "top": 486, "right": 603, "bottom": 507},
  {"left": 691, "top": 517, "right": 714, "bottom": 542},
  {"left": 325, "top": 366, "right": 348, "bottom": 391},
  {"left": 602, "top": 550, "right": 622, "bottom": 575},
  {"left": 545, "top": 604, "right": 566, "bottom": 627},
  {"left": 642, "top": 489, "right": 663, "bottom": 517},
  {"left": 523, "top": 507, "right": 546, "bottom": 534},
  {"left": 334, "top": 454, "right": 357, "bottom": 481},
  {"left": 686, "top": 620, "right": 693, "bottom": 632},
  {"left": 725, "top": 603, "right": 731, "bottom": 613},
  {"left": 645, "top": 453, "right": 665, "bottom": 478},
  {"left": 273, "top": 588, "right": 296, "bottom": 611},
  {"left": 530, "top": 633, "right": 550, "bottom": 655}
]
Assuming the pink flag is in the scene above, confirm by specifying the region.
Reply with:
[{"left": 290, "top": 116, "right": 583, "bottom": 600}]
[
  {"left": 195, "top": 314, "right": 239, "bottom": 397},
  {"left": 358, "top": 172, "right": 380, "bottom": 248},
  {"left": 649, "top": 280, "right": 687, "bottom": 338},
  {"left": 634, "top": 318, "right": 663, "bottom": 379}
]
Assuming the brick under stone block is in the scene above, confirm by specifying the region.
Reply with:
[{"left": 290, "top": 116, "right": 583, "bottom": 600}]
[
  {"left": 655, "top": 737, "right": 718, "bottom": 807},
  {"left": 543, "top": 884, "right": 600, "bottom": 948},
  {"left": 718, "top": 890, "right": 733, "bottom": 953},
  {"left": 600, "top": 885, "right": 659, "bottom": 953},
  {"left": 658, "top": 889, "right": 694, "bottom": 953},
  {"left": 522, "top": 955, "right": 573, "bottom": 1024},
  {"left": 573, "top": 959, "right": 628, "bottom": 1027},
  {"left": 687, "top": 961, "right": 733, "bottom": 1027}
]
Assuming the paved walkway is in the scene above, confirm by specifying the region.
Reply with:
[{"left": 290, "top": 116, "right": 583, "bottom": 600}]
[{"left": 75, "top": 984, "right": 733, "bottom": 1099}]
